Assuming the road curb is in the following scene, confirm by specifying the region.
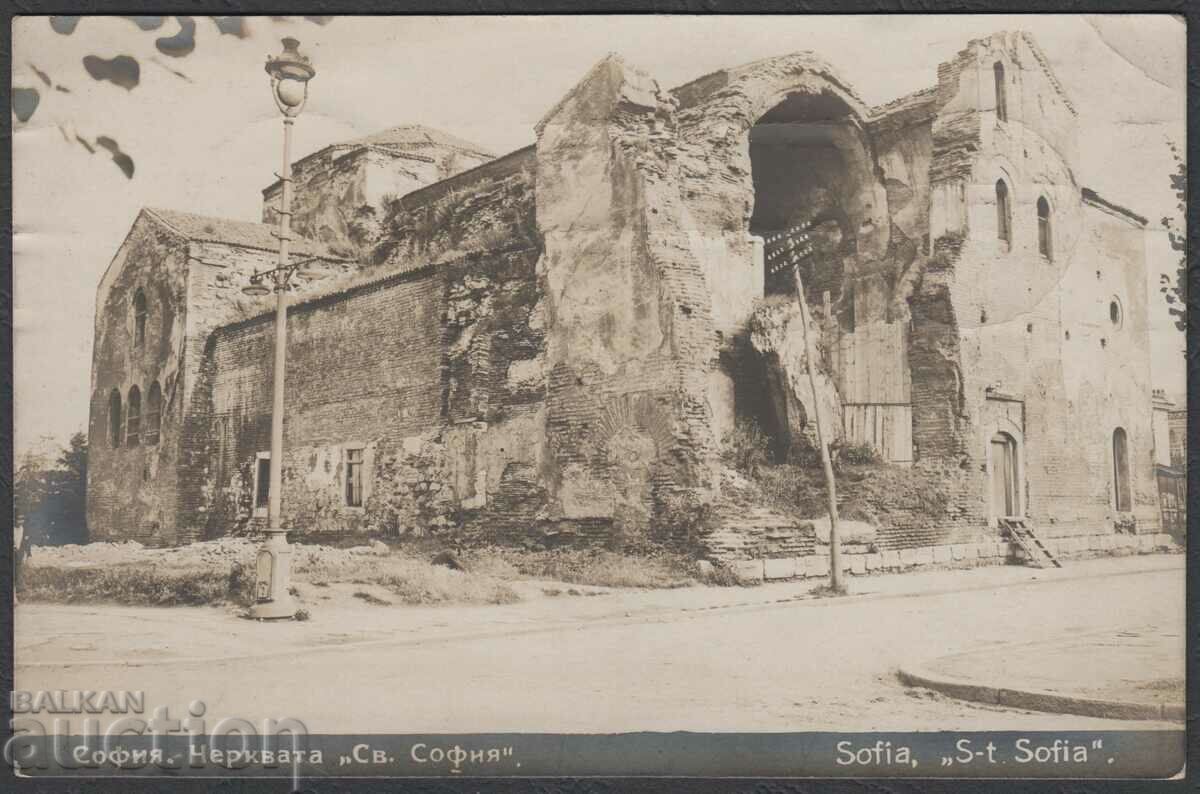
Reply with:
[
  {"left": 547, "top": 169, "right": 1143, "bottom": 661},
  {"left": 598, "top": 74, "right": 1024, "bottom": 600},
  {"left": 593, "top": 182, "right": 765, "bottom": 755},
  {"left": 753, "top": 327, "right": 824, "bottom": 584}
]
[{"left": 897, "top": 664, "right": 1183, "bottom": 722}]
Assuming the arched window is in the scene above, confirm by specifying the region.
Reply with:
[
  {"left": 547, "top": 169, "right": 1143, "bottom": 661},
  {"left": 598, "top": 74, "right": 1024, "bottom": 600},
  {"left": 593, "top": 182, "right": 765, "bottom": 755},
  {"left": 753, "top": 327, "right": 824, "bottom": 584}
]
[
  {"left": 133, "top": 288, "right": 148, "bottom": 348},
  {"left": 145, "top": 381, "right": 162, "bottom": 445},
  {"left": 127, "top": 386, "right": 141, "bottom": 446},
  {"left": 108, "top": 389, "right": 122, "bottom": 447},
  {"left": 1113, "top": 428, "right": 1131, "bottom": 512},
  {"left": 995, "top": 179, "right": 1012, "bottom": 247},
  {"left": 1036, "top": 196, "right": 1053, "bottom": 260},
  {"left": 1109, "top": 297, "right": 1123, "bottom": 329},
  {"left": 993, "top": 61, "right": 1008, "bottom": 122}
]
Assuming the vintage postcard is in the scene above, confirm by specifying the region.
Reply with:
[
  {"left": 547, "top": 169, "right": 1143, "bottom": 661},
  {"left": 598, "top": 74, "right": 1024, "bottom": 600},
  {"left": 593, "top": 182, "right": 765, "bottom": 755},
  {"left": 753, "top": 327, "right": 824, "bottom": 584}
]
[{"left": 9, "top": 12, "right": 1188, "bottom": 783}]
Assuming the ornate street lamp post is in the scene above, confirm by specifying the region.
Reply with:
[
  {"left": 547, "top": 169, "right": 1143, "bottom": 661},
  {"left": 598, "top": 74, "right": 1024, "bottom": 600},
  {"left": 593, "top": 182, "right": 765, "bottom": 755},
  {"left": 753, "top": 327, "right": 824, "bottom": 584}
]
[{"left": 243, "top": 38, "right": 318, "bottom": 620}]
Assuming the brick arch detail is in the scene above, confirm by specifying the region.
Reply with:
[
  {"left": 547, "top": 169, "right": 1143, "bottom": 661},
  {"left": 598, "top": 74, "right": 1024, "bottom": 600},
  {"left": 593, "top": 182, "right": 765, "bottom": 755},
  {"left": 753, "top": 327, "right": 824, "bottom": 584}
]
[{"left": 595, "top": 393, "right": 676, "bottom": 456}]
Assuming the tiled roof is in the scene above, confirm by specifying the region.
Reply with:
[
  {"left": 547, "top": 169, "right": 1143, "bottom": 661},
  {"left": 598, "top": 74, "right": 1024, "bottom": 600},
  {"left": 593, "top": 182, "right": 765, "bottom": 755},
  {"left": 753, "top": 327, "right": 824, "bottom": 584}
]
[
  {"left": 143, "top": 208, "right": 347, "bottom": 259},
  {"left": 347, "top": 125, "right": 494, "bottom": 158}
]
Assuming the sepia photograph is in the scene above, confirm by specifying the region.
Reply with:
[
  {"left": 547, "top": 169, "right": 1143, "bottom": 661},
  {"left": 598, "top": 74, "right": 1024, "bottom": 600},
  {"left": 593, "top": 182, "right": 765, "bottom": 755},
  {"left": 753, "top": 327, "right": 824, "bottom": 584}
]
[{"left": 8, "top": 11, "right": 1189, "bottom": 782}]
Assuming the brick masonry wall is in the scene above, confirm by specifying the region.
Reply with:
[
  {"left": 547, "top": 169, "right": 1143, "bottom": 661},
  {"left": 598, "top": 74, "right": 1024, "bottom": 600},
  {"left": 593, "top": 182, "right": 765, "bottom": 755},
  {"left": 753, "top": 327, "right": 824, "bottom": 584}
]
[
  {"left": 206, "top": 267, "right": 447, "bottom": 535},
  {"left": 536, "top": 57, "right": 721, "bottom": 545},
  {"left": 176, "top": 241, "right": 351, "bottom": 543},
  {"left": 264, "top": 141, "right": 494, "bottom": 261},
  {"left": 87, "top": 216, "right": 189, "bottom": 544},
  {"left": 376, "top": 147, "right": 538, "bottom": 271},
  {"left": 201, "top": 242, "right": 546, "bottom": 539}
]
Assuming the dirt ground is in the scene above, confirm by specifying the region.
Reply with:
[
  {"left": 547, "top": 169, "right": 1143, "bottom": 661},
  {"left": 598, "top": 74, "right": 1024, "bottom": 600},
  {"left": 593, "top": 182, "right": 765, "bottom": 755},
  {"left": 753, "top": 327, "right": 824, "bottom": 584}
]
[
  {"left": 16, "top": 537, "right": 701, "bottom": 609},
  {"left": 926, "top": 627, "right": 1185, "bottom": 704},
  {"left": 15, "top": 554, "right": 1185, "bottom": 733}
]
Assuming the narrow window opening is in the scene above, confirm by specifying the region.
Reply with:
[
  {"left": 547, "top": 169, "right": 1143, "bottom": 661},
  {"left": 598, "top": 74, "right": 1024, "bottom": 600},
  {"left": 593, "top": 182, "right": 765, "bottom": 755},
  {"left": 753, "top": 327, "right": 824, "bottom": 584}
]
[
  {"left": 993, "top": 61, "right": 1008, "bottom": 122},
  {"left": 145, "top": 381, "right": 162, "bottom": 445},
  {"left": 1037, "top": 196, "right": 1053, "bottom": 260},
  {"left": 345, "top": 448, "right": 365, "bottom": 507},
  {"left": 254, "top": 455, "right": 271, "bottom": 515},
  {"left": 126, "top": 386, "right": 141, "bottom": 446},
  {"left": 1113, "top": 428, "right": 1131, "bottom": 512},
  {"left": 108, "top": 389, "right": 123, "bottom": 447},
  {"left": 995, "top": 179, "right": 1012, "bottom": 247},
  {"left": 133, "top": 288, "right": 148, "bottom": 348}
]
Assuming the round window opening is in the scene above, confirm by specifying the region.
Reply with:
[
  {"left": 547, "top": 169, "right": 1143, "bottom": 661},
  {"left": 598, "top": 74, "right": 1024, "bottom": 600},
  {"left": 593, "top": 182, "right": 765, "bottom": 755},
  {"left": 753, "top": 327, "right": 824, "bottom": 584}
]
[{"left": 1109, "top": 298, "right": 1123, "bottom": 329}]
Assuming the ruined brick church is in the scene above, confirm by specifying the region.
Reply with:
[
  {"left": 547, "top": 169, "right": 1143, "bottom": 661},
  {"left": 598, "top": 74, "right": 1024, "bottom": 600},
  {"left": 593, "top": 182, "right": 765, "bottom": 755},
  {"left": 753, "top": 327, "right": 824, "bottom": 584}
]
[{"left": 88, "top": 32, "right": 1166, "bottom": 570}]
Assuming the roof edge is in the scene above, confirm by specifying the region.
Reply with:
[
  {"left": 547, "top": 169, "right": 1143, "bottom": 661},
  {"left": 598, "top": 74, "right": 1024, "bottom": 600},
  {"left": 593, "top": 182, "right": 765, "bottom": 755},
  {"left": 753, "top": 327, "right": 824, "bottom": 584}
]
[
  {"left": 1081, "top": 187, "right": 1148, "bottom": 227},
  {"left": 144, "top": 207, "right": 354, "bottom": 261}
]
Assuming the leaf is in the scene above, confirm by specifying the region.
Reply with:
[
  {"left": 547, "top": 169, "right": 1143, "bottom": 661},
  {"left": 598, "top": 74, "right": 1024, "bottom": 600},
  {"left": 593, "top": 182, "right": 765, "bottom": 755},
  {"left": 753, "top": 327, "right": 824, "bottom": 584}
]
[
  {"left": 122, "top": 16, "right": 165, "bottom": 31},
  {"left": 83, "top": 55, "right": 140, "bottom": 90},
  {"left": 29, "top": 64, "right": 52, "bottom": 87},
  {"left": 95, "top": 136, "right": 135, "bottom": 179},
  {"left": 12, "top": 88, "right": 39, "bottom": 122},
  {"left": 211, "top": 17, "right": 248, "bottom": 38},
  {"left": 50, "top": 16, "right": 79, "bottom": 35},
  {"left": 150, "top": 58, "right": 192, "bottom": 82},
  {"left": 156, "top": 16, "right": 196, "bottom": 58}
]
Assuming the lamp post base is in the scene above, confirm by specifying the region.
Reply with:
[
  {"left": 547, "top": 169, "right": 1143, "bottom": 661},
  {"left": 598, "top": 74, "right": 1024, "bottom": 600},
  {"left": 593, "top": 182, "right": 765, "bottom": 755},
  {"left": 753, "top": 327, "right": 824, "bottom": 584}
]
[
  {"left": 248, "top": 593, "right": 300, "bottom": 620},
  {"left": 248, "top": 528, "right": 299, "bottom": 620}
]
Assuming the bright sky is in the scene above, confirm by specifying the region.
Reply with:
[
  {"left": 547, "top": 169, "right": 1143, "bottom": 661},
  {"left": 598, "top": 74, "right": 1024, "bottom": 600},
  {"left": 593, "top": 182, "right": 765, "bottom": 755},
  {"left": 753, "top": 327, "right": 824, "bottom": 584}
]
[{"left": 12, "top": 14, "right": 1186, "bottom": 456}]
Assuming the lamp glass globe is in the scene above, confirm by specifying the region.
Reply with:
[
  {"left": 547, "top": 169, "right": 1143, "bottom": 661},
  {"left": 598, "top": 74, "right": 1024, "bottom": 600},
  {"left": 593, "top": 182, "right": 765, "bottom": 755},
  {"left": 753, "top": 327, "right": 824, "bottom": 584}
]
[{"left": 275, "top": 78, "right": 307, "bottom": 109}]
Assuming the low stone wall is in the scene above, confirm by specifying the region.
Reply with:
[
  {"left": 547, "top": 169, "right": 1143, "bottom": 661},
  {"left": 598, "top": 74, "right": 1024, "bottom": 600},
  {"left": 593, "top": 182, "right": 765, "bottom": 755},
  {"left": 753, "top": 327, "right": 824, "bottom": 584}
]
[{"left": 727, "top": 532, "right": 1179, "bottom": 582}]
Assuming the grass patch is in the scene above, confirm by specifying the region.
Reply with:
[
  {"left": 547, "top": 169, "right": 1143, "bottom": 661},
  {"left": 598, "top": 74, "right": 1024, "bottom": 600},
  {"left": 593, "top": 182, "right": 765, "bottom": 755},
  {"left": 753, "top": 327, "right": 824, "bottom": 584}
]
[
  {"left": 17, "top": 534, "right": 731, "bottom": 609},
  {"left": 808, "top": 583, "right": 850, "bottom": 599},
  {"left": 19, "top": 563, "right": 253, "bottom": 607},
  {"left": 18, "top": 539, "right": 520, "bottom": 608},
  {"left": 371, "top": 559, "right": 520, "bottom": 606},
  {"left": 695, "top": 564, "right": 751, "bottom": 587},
  {"left": 463, "top": 546, "right": 697, "bottom": 589},
  {"left": 352, "top": 591, "right": 392, "bottom": 606}
]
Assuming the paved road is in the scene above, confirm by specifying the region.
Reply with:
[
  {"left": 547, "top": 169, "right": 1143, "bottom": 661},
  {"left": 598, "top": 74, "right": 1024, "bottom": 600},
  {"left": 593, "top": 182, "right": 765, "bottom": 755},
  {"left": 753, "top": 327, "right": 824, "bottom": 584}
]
[{"left": 16, "top": 563, "right": 1183, "bottom": 733}]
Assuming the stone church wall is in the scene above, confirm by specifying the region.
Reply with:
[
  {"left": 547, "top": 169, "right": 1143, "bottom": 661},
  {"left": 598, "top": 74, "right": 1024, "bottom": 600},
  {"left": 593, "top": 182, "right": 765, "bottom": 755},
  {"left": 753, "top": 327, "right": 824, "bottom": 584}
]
[
  {"left": 202, "top": 243, "right": 545, "bottom": 538},
  {"left": 87, "top": 218, "right": 190, "bottom": 544},
  {"left": 914, "top": 31, "right": 1158, "bottom": 541},
  {"left": 88, "top": 30, "right": 1162, "bottom": 557},
  {"left": 535, "top": 56, "right": 720, "bottom": 544}
]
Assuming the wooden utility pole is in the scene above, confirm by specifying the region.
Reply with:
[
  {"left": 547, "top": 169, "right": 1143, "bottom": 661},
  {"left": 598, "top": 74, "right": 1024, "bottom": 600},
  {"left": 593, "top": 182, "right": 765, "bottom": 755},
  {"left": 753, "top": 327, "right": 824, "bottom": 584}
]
[{"left": 792, "top": 267, "right": 844, "bottom": 592}]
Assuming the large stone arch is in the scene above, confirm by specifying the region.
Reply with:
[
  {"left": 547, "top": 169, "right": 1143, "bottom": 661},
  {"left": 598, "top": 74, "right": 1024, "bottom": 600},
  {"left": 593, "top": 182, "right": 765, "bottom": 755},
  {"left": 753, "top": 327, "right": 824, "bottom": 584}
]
[
  {"left": 673, "top": 54, "right": 901, "bottom": 464},
  {"left": 673, "top": 53, "right": 880, "bottom": 235},
  {"left": 671, "top": 53, "right": 891, "bottom": 335}
]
